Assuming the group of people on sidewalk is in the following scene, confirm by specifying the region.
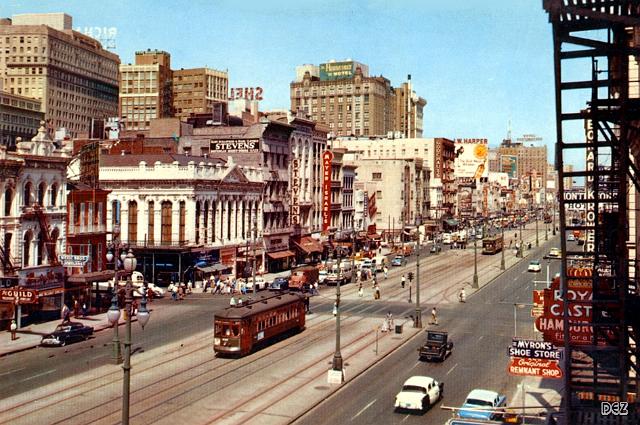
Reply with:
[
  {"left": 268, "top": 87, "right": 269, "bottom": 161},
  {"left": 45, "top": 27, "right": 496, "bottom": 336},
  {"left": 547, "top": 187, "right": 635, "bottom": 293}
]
[
  {"left": 168, "top": 281, "right": 192, "bottom": 301},
  {"left": 203, "top": 276, "right": 254, "bottom": 296}
]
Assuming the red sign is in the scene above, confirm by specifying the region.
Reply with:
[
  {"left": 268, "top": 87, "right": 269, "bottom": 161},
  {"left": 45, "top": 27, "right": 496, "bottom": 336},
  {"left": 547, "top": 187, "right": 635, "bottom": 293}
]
[
  {"left": 0, "top": 288, "right": 38, "bottom": 304},
  {"left": 228, "top": 87, "right": 263, "bottom": 101},
  {"left": 322, "top": 150, "right": 334, "bottom": 232},
  {"left": 508, "top": 357, "right": 563, "bottom": 379},
  {"left": 220, "top": 247, "right": 236, "bottom": 266}
]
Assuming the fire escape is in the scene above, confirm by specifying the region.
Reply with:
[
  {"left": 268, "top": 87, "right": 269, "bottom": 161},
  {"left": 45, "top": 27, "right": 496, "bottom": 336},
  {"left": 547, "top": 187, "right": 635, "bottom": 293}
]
[{"left": 544, "top": 1, "right": 640, "bottom": 423}]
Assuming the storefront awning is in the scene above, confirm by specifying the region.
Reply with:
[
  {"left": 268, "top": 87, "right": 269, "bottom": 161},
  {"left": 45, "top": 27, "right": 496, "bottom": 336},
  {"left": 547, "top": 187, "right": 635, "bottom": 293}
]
[
  {"left": 294, "top": 237, "right": 323, "bottom": 254},
  {"left": 67, "top": 270, "right": 115, "bottom": 284},
  {"left": 196, "top": 264, "right": 228, "bottom": 274},
  {"left": 267, "top": 250, "right": 296, "bottom": 260}
]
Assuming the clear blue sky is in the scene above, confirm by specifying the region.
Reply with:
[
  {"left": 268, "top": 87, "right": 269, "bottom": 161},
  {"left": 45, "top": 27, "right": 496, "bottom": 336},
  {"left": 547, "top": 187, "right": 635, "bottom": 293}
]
[{"left": 4, "top": 0, "right": 583, "bottom": 165}]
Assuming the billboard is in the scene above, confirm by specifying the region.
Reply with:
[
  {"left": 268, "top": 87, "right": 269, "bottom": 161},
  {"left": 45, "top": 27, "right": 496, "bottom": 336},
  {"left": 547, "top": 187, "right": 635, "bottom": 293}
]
[
  {"left": 500, "top": 155, "right": 518, "bottom": 178},
  {"left": 209, "top": 139, "right": 260, "bottom": 153},
  {"left": 454, "top": 138, "right": 489, "bottom": 179},
  {"left": 290, "top": 158, "right": 300, "bottom": 227},
  {"left": 319, "top": 61, "right": 356, "bottom": 81}
]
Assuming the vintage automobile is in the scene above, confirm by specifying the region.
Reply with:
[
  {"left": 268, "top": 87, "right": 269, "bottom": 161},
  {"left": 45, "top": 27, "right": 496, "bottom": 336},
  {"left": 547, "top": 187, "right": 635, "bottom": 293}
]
[
  {"left": 418, "top": 330, "right": 453, "bottom": 361},
  {"left": 547, "top": 247, "right": 562, "bottom": 259},
  {"left": 244, "top": 276, "right": 268, "bottom": 292},
  {"left": 391, "top": 256, "right": 404, "bottom": 267},
  {"left": 430, "top": 244, "right": 442, "bottom": 253},
  {"left": 269, "top": 277, "right": 290, "bottom": 291},
  {"left": 318, "top": 269, "right": 328, "bottom": 284},
  {"left": 41, "top": 322, "right": 94, "bottom": 347},
  {"left": 527, "top": 260, "right": 542, "bottom": 273},
  {"left": 458, "top": 389, "right": 507, "bottom": 420},
  {"left": 394, "top": 376, "right": 443, "bottom": 412}
]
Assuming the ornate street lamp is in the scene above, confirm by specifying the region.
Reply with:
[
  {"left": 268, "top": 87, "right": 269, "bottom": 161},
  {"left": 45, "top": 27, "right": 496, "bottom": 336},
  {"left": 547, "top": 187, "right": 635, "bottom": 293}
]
[
  {"left": 414, "top": 229, "right": 422, "bottom": 328},
  {"left": 332, "top": 251, "right": 343, "bottom": 380},
  {"left": 107, "top": 293, "right": 122, "bottom": 364}
]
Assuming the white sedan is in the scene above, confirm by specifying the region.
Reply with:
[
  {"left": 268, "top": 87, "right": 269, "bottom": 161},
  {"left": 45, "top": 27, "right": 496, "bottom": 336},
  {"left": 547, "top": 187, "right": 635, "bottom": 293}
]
[
  {"left": 528, "top": 260, "right": 542, "bottom": 273},
  {"left": 394, "top": 376, "right": 443, "bottom": 412}
]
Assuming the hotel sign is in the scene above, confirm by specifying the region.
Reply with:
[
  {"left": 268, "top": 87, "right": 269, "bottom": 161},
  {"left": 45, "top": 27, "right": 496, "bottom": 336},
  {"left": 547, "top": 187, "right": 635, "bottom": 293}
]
[
  {"left": 290, "top": 158, "right": 300, "bottom": 226},
  {"left": 210, "top": 139, "right": 260, "bottom": 153},
  {"left": 319, "top": 61, "right": 355, "bottom": 81},
  {"left": 322, "top": 150, "right": 334, "bottom": 232}
]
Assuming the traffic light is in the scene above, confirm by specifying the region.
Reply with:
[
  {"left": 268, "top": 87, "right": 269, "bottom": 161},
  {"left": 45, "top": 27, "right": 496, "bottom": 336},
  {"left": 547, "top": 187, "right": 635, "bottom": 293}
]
[{"left": 408, "top": 272, "right": 414, "bottom": 282}]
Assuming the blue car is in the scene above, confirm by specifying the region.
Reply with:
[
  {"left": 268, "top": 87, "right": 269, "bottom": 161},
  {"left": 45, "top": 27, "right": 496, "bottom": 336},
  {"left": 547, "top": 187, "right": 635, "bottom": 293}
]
[
  {"left": 391, "top": 256, "right": 403, "bottom": 267},
  {"left": 458, "top": 389, "right": 506, "bottom": 420}
]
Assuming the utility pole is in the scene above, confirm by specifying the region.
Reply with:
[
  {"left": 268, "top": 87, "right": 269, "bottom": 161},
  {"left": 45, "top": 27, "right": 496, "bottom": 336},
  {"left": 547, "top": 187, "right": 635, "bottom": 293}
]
[
  {"left": 472, "top": 227, "right": 479, "bottom": 288},
  {"left": 415, "top": 230, "right": 422, "bottom": 328},
  {"left": 500, "top": 219, "right": 506, "bottom": 270},
  {"left": 535, "top": 210, "right": 539, "bottom": 247},
  {"left": 332, "top": 252, "right": 343, "bottom": 376}
]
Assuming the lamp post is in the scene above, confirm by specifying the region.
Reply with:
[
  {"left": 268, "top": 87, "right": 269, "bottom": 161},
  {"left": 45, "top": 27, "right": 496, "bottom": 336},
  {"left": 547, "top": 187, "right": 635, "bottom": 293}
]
[
  {"left": 415, "top": 229, "right": 422, "bottom": 328},
  {"left": 332, "top": 251, "right": 343, "bottom": 377},
  {"left": 472, "top": 226, "right": 479, "bottom": 288},
  {"left": 351, "top": 232, "right": 355, "bottom": 283},
  {"left": 107, "top": 249, "right": 150, "bottom": 425},
  {"left": 535, "top": 210, "right": 539, "bottom": 247},
  {"left": 252, "top": 216, "right": 257, "bottom": 294},
  {"left": 518, "top": 220, "right": 524, "bottom": 258},
  {"left": 106, "top": 249, "right": 123, "bottom": 364},
  {"left": 500, "top": 218, "right": 506, "bottom": 271},
  {"left": 552, "top": 200, "right": 556, "bottom": 236}
]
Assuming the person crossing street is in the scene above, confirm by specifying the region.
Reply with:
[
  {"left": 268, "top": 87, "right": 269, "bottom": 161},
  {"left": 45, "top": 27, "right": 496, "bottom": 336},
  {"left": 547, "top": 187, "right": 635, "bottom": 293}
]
[{"left": 401, "top": 274, "right": 406, "bottom": 289}]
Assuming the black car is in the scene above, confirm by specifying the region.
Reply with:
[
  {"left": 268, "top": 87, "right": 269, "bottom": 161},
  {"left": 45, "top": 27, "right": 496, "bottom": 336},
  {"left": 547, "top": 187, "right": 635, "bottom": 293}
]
[
  {"left": 430, "top": 245, "right": 442, "bottom": 253},
  {"left": 41, "top": 322, "right": 94, "bottom": 347},
  {"left": 269, "top": 277, "right": 290, "bottom": 291}
]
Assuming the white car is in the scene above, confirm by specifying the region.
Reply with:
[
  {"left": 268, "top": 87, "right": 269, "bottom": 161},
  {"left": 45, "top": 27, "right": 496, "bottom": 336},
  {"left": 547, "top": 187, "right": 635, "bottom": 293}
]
[
  {"left": 528, "top": 260, "right": 542, "bottom": 273},
  {"left": 394, "top": 376, "right": 443, "bottom": 412},
  {"left": 244, "top": 277, "right": 267, "bottom": 291},
  {"left": 548, "top": 247, "right": 561, "bottom": 258},
  {"left": 318, "top": 270, "right": 328, "bottom": 284},
  {"left": 567, "top": 234, "right": 575, "bottom": 241}
]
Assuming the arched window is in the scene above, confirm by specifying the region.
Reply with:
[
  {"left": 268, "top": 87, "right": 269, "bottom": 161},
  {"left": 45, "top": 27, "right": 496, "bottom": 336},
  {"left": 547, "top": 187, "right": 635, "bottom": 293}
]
[
  {"left": 23, "top": 230, "right": 33, "bottom": 267},
  {"left": 128, "top": 201, "right": 138, "bottom": 243},
  {"left": 4, "top": 187, "right": 13, "bottom": 216},
  {"left": 161, "top": 201, "right": 172, "bottom": 245},
  {"left": 112, "top": 200, "right": 121, "bottom": 226},
  {"left": 49, "top": 227, "right": 59, "bottom": 263},
  {"left": 23, "top": 181, "right": 33, "bottom": 207},
  {"left": 37, "top": 182, "right": 46, "bottom": 206},
  {"left": 37, "top": 230, "right": 45, "bottom": 265},
  {"left": 147, "top": 201, "right": 155, "bottom": 244},
  {"left": 50, "top": 182, "right": 58, "bottom": 206}
]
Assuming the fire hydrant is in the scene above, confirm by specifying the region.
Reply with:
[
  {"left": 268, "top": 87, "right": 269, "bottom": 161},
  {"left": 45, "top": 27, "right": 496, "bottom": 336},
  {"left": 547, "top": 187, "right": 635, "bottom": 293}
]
[{"left": 10, "top": 320, "right": 17, "bottom": 341}]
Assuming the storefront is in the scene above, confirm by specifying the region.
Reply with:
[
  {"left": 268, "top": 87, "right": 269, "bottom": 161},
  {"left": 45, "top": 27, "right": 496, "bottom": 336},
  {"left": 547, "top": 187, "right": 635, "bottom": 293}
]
[
  {"left": 266, "top": 250, "right": 295, "bottom": 273},
  {"left": 66, "top": 270, "right": 115, "bottom": 314},
  {"left": 293, "top": 236, "right": 323, "bottom": 265}
]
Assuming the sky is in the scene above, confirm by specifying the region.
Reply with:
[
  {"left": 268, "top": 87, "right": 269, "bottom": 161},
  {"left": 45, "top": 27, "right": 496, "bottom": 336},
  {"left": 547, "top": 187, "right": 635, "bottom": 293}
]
[{"left": 3, "top": 0, "right": 579, "bottom": 165}]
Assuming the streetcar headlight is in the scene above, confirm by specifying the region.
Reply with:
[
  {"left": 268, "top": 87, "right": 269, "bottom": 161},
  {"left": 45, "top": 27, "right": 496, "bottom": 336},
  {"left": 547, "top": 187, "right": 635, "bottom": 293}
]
[{"left": 214, "top": 338, "right": 220, "bottom": 345}]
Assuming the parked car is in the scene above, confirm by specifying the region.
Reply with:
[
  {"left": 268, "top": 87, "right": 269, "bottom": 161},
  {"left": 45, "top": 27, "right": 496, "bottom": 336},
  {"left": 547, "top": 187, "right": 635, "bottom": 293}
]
[
  {"left": 392, "top": 256, "right": 404, "bottom": 267},
  {"left": 41, "top": 322, "right": 94, "bottom": 347},
  {"left": 394, "top": 376, "right": 443, "bottom": 412},
  {"left": 318, "top": 269, "right": 328, "bottom": 284},
  {"left": 459, "top": 389, "right": 506, "bottom": 420},
  {"left": 269, "top": 277, "right": 290, "bottom": 291},
  {"left": 430, "top": 244, "right": 442, "bottom": 253},
  {"left": 567, "top": 234, "right": 576, "bottom": 242},
  {"left": 528, "top": 260, "right": 542, "bottom": 273},
  {"left": 132, "top": 282, "right": 165, "bottom": 298},
  {"left": 418, "top": 330, "right": 453, "bottom": 361},
  {"left": 245, "top": 276, "right": 268, "bottom": 291}
]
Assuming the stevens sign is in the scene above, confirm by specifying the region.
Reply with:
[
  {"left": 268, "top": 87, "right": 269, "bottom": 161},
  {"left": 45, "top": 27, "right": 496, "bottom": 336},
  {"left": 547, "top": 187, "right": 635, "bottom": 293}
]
[{"left": 210, "top": 139, "right": 260, "bottom": 153}]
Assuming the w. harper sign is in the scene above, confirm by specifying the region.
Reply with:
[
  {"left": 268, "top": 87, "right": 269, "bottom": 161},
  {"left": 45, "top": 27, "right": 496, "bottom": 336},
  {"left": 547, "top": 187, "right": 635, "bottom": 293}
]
[{"left": 322, "top": 150, "right": 333, "bottom": 232}]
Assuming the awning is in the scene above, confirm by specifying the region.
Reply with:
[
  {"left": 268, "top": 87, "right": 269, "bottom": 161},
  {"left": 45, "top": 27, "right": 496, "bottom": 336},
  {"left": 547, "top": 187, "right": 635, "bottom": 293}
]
[
  {"left": 196, "top": 264, "right": 228, "bottom": 274},
  {"left": 67, "top": 270, "right": 115, "bottom": 284},
  {"left": 267, "top": 250, "right": 296, "bottom": 260},
  {"left": 294, "top": 237, "right": 323, "bottom": 254}
]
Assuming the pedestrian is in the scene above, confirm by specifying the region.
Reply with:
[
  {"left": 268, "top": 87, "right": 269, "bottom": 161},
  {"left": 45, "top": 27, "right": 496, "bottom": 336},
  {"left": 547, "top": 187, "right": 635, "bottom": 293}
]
[
  {"left": 383, "top": 266, "right": 388, "bottom": 280},
  {"left": 304, "top": 296, "right": 310, "bottom": 313},
  {"left": 147, "top": 287, "right": 154, "bottom": 301},
  {"left": 401, "top": 274, "right": 406, "bottom": 289},
  {"left": 203, "top": 277, "right": 209, "bottom": 293},
  {"left": 386, "top": 311, "right": 394, "bottom": 330},
  {"left": 374, "top": 284, "right": 381, "bottom": 300},
  {"left": 358, "top": 283, "right": 364, "bottom": 297},
  {"left": 356, "top": 269, "right": 361, "bottom": 283},
  {"left": 172, "top": 283, "right": 179, "bottom": 301},
  {"left": 187, "top": 280, "right": 193, "bottom": 294},
  {"left": 509, "top": 240, "right": 513, "bottom": 248},
  {"left": 381, "top": 317, "right": 389, "bottom": 332},
  {"left": 459, "top": 287, "right": 466, "bottom": 303},
  {"left": 313, "top": 281, "right": 319, "bottom": 295},
  {"left": 81, "top": 301, "right": 88, "bottom": 318},
  {"left": 230, "top": 296, "right": 237, "bottom": 307},
  {"left": 10, "top": 319, "right": 17, "bottom": 340},
  {"left": 61, "top": 303, "right": 71, "bottom": 323},
  {"left": 73, "top": 297, "right": 80, "bottom": 318},
  {"left": 431, "top": 307, "right": 439, "bottom": 325}
]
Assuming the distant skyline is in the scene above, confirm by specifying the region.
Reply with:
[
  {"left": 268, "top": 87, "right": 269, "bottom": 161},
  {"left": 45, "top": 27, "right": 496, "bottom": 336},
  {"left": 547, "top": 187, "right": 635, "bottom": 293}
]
[{"left": 4, "top": 0, "right": 585, "bottom": 166}]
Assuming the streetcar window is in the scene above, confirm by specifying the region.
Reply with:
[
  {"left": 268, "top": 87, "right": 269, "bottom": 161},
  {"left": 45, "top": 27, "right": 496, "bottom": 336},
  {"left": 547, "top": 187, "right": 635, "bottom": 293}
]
[
  {"left": 224, "top": 325, "right": 231, "bottom": 336},
  {"left": 232, "top": 325, "right": 239, "bottom": 337}
]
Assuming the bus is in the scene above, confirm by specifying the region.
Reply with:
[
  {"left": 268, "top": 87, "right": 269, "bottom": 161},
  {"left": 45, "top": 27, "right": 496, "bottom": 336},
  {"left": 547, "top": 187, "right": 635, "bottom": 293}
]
[{"left": 482, "top": 235, "right": 503, "bottom": 255}]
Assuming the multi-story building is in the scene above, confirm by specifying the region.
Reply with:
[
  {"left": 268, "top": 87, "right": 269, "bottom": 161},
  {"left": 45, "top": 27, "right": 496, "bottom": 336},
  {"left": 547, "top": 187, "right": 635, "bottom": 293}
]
[
  {"left": 393, "top": 80, "right": 427, "bottom": 138},
  {"left": 496, "top": 137, "right": 549, "bottom": 191},
  {"left": 173, "top": 67, "right": 228, "bottom": 120},
  {"left": 119, "top": 50, "right": 173, "bottom": 131},
  {"left": 330, "top": 136, "right": 455, "bottom": 218},
  {"left": 0, "top": 122, "right": 70, "bottom": 328},
  {"left": 290, "top": 60, "right": 396, "bottom": 137},
  {"left": 0, "top": 89, "right": 43, "bottom": 148},
  {"left": 100, "top": 153, "right": 264, "bottom": 283},
  {"left": 0, "top": 13, "right": 120, "bottom": 137}
]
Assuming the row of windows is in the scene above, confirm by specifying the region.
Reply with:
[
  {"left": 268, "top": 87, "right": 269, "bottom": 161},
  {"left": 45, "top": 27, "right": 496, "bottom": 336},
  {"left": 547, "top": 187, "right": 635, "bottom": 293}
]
[
  {"left": 256, "top": 306, "right": 300, "bottom": 332},
  {"left": 3, "top": 181, "right": 60, "bottom": 217},
  {"left": 294, "top": 85, "right": 371, "bottom": 96}
]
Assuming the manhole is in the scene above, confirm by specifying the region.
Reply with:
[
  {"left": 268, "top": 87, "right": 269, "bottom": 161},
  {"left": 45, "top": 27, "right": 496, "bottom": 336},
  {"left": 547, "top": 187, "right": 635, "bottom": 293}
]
[{"left": 314, "top": 386, "right": 330, "bottom": 391}]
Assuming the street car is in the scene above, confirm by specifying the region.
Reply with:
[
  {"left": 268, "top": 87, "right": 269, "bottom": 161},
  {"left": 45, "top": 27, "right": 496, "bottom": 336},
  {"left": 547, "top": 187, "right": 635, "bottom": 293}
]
[
  {"left": 41, "top": 322, "right": 94, "bottom": 347},
  {"left": 391, "top": 256, "right": 404, "bottom": 267},
  {"left": 527, "top": 260, "right": 542, "bottom": 273},
  {"left": 459, "top": 389, "right": 506, "bottom": 420},
  {"left": 394, "top": 376, "right": 443, "bottom": 412}
]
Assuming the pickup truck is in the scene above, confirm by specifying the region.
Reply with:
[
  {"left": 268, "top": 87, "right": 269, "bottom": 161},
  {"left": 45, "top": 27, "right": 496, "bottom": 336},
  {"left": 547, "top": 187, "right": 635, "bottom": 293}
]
[
  {"left": 458, "top": 389, "right": 507, "bottom": 421},
  {"left": 418, "top": 330, "right": 453, "bottom": 361}
]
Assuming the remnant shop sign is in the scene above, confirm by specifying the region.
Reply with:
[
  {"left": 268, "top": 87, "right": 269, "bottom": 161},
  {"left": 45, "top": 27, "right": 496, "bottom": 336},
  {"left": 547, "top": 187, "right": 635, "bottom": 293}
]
[
  {"left": 508, "top": 357, "right": 563, "bottom": 379},
  {"left": 210, "top": 139, "right": 260, "bottom": 152}
]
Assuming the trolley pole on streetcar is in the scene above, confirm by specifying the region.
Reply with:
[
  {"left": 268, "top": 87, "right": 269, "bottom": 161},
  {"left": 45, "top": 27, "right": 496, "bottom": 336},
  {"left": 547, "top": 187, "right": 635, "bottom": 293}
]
[{"left": 332, "top": 251, "right": 344, "bottom": 379}]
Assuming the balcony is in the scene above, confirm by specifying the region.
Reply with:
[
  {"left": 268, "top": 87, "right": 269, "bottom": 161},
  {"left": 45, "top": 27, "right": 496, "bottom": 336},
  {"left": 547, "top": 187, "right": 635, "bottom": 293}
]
[{"left": 68, "top": 224, "right": 107, "bottom": 236}]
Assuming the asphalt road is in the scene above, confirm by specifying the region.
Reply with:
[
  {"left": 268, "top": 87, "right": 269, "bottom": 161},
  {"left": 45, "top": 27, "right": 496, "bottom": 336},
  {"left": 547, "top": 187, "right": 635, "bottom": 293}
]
[{"left": 295, "top": 236, "right": 564, "bottom": 425}]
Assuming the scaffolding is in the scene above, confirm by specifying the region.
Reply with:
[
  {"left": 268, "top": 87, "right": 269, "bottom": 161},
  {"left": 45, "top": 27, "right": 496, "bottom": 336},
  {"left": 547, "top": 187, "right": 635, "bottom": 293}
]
[{"left": 543, "top": 1, "right": 640, "bottom": 424}]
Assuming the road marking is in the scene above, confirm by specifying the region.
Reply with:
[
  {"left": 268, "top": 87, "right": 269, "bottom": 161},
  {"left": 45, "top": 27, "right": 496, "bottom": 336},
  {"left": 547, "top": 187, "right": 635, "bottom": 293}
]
[
  {"left": 521, "top": 270, "right": 527, "bottom": 274},
  {"left": 410, "top": 361, "right": 421, "bottom": 370},
  {"left": 478, "top": 335, "right": 484, "bottom": 341},
  {"left": 351, "top": 398, "right": 377, "bottom": 421},
  {"left": 20, "top": 369, "right": 56, "bottom": 382},
  {"left": 401, "top": 414, "right": 411, "bottom": 423},
  {"left": 0, "top": 367, "right": 25, "bottom": 377},
  {"left": 513, "top": 278, "right": 518, "bottom": 282},
  {"left": 91, "top": 353, "right": 106, "bottom": 360},
  {"left": 446, "top": 363, "right": 458, "bottom": 375}
]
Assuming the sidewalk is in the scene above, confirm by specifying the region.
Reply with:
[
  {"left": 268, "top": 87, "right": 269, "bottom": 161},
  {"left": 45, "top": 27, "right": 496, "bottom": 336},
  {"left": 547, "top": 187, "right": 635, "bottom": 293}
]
[{"left": 0, "top": 310, "right": 136, "bottom": 357}]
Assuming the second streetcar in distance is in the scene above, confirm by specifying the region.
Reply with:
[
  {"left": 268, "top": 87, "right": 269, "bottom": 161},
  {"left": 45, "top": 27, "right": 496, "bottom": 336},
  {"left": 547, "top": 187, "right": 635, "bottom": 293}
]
[{"left": 482, "top": 235, "right": 504, "bottom": 255}]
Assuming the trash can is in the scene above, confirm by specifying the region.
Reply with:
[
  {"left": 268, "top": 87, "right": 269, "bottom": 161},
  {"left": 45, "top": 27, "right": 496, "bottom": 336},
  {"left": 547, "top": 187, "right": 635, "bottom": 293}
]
[{"left": 395, "top": 324, "right": 403, "bottom": 334}]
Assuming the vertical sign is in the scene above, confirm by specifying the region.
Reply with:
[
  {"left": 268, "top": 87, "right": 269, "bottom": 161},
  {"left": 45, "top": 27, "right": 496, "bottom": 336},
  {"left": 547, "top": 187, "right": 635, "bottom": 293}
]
[
  {"left": 290, "top": 158, "right": 300, "bottom": 226},
  {"left": 584, "top": 118, "right": 595, "bottom": 253},
  {"left": 322, "top": 150, "right": 334, "bottom": 232}
]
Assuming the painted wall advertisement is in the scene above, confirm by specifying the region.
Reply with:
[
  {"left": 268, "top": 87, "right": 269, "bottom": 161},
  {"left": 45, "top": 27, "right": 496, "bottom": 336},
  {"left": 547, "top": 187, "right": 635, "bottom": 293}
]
[
  {"left": 210, "top": 138, "right": 260, "bottom": 153},
  {"left": 322, "top": 150, "right": 333, "bottom": 232},
  {"left": 454, "top": 138, "right": 489, "bottom": 179}
]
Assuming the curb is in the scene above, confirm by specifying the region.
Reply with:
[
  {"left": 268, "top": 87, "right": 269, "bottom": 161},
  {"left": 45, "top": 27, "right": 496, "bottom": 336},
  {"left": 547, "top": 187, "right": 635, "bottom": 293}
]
[{"left": 290, "top": 324, "right": 426, "bottom": 424}]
